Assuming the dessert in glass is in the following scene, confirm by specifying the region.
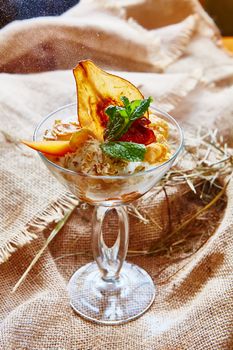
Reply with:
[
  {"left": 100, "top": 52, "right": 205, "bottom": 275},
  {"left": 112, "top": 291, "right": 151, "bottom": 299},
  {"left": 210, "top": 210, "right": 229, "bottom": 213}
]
[{"left": 23, "top": 61, "right": 183, "bottom": 325}]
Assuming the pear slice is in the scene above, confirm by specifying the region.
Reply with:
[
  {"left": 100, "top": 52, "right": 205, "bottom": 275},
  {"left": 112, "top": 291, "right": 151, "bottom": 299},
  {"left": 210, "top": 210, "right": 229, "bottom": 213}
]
[{"left": 73, "top": 60, "right": 146, "bottom": 141}]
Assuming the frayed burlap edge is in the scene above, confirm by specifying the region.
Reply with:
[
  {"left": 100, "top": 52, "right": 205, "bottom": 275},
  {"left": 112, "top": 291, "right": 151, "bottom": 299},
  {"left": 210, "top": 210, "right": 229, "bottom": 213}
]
[
  {"left": 0, "top": 192, "right": 78, "bottom": 264},
  {"left": 157, "top": 70, "right": 203, "bottom": 111},
  {"left": 127, "top": 14, "right": 198, "bottom": 72}
]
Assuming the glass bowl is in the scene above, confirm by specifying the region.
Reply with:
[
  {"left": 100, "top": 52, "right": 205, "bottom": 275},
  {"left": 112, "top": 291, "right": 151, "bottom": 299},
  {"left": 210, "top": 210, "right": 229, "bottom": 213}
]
[{"left": 34, "top": 102, "right": 183, "bottom": 325}]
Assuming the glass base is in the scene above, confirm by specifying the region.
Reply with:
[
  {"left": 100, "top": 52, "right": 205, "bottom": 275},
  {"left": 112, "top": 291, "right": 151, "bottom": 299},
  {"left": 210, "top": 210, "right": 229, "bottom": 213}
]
[{"left": 67, "top": 261, "right": 156, "bottom": 325}]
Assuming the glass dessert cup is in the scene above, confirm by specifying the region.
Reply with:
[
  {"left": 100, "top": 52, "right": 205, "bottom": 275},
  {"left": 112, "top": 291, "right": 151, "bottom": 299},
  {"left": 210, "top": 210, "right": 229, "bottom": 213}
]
[{"left": 34, "top": 103, "right": 183, "bottom": 325}]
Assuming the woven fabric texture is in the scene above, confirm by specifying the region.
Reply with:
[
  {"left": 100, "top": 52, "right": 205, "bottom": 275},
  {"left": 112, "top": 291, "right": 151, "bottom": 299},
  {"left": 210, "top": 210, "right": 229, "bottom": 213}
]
[{"left": 0, "top": 0, "right": 233, "bottom": 349}]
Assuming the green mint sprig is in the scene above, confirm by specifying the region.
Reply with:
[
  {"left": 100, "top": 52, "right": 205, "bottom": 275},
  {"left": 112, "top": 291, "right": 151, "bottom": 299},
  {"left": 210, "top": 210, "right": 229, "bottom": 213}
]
[
  {"left": 100, "top": 141, "right": 146, "bottom": 162},
  {"left": 104, "top": 96, "right": 153, "bottom": 141},
  {"left": 101, "top": 96, "right": 153, "bottom": 162}
]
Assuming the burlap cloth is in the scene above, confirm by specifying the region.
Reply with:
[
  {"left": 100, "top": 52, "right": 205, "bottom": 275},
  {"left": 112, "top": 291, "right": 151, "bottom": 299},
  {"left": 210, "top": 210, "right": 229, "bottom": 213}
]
[{"left": 0, "top": 0, "right": 233, "bottom": 349}]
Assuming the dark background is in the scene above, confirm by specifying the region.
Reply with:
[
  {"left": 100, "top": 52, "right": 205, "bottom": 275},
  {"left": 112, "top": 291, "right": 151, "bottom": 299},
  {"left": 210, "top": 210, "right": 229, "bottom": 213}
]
[
  {"left": 0, "top": 0, "right": 233, "bottom": 35},
  {"left": 205, "top": 0, "right": 233, "bottom": 36},
  {"left": 0, "top": 0, "right": 80, "bottom": 28}
]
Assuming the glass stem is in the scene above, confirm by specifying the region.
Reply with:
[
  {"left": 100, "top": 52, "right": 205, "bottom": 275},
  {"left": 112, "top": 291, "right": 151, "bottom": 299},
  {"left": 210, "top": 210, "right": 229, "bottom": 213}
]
[{"left": 92, "top": 206, "right": 129, "bottom": 282}]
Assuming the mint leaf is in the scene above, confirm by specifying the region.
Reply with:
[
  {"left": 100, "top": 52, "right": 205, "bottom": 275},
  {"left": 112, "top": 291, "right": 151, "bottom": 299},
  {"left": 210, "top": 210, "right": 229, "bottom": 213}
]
[
  {"left": 104, "top": 96, "right": 153, "bottom": 141},
  {"left": 105, "top": 105, "right": 117, "bottom": 121},
  {"left": 104, "top": 106, "right": 129, "bottom": 141},
  {"left": 120, "top": 96, "right": 130, "bottom": 107},
  {"left": 131, "top": 96, "right": 153, "bottom": 121},
  {"left": 104, "top": 111, "right": 125, "bottom": 141},
  {"left": 101, "top": 141, "right": 146, "bottom": 162},
  {"left": 125, "top": 99, "right": 141, "bottom": 115}
]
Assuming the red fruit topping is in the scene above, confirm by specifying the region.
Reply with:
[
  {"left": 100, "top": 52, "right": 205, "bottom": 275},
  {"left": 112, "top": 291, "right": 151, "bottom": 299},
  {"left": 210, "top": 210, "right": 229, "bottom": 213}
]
[
  {"left": 96, "top": 98, "right": 116, "bottom": 127},
  {"left": 120, "top": 117, "right": 156, "bottom": 145}
]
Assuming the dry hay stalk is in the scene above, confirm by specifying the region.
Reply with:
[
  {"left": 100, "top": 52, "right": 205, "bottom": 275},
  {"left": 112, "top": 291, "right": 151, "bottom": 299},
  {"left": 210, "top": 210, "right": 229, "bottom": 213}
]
[{"left": 12, "top": 128, "right": 233, "bottom": 291}]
